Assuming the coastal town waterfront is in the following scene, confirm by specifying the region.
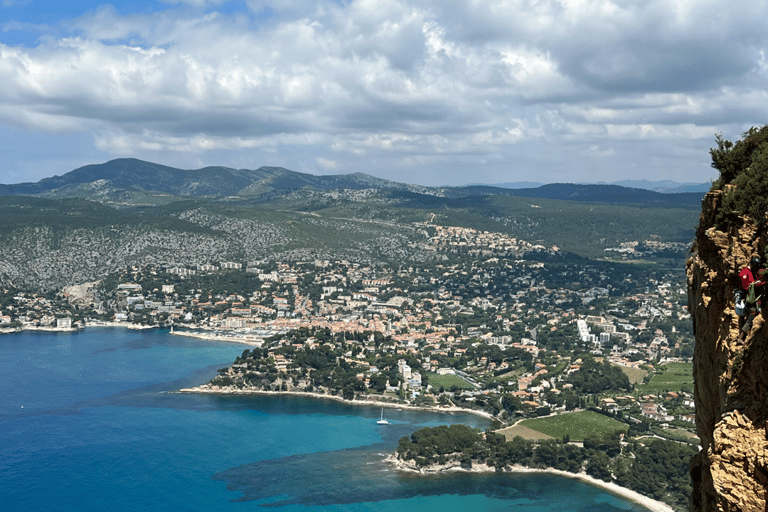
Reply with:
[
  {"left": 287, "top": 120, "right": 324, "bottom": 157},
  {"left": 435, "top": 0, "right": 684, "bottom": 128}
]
[
  {"left": 0, "top": 225, "right": 696, "bottom": 511},
  {"left": 2, "top": 328, "right": 658, "bottom": 512}
]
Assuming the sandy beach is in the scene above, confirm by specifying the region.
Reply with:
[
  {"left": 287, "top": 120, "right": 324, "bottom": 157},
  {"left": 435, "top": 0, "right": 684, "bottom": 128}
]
[
  {"left": 180, "top": 385, "right": 674, "bottom": 512},
  {"left": 386, "top": 455, "right": 675, "bottom": 512}
]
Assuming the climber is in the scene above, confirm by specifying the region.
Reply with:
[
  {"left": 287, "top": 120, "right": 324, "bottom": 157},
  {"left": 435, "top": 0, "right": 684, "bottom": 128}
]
[
  {"left": 736, "top": 256, "right": 760, "bottom": 322},
  {"left": 739, "top": 259, "right": 766, "bottom": 341},
  {"left": 739, "top": 255, "right": 762, "bottom": 291}
]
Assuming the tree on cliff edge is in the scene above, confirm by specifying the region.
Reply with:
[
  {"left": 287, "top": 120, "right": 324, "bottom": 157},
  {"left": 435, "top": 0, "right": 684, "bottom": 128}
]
[
  {"left": 711, "top": 125, "right": 768, "bottom": 230},
  {"left": 711, "top": 126, "right": 768, "bottom": 185}
]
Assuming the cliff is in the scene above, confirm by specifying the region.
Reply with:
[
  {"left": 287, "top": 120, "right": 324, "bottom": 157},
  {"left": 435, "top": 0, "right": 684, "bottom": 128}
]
[{"left": 687, "top": 189, "right": 768, "bottom": 511}]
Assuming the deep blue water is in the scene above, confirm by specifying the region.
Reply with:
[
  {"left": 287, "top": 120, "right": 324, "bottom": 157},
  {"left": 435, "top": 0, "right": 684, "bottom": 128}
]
[{"left": 0, "top": 329, "right": 650, "bottom": 511}]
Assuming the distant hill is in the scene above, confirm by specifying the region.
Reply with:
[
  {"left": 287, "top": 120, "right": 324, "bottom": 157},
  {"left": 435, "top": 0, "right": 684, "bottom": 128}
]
[
  {"left": 492, "top": 179, "right": 710, "bottom": 194},
  {"left": 483, "top": 181, "right": 545, "bottom": 189},
  {"left": 652, "top": 183, "right": 712, "bottom": 194},
  {"left": 498, "top": 183, "right": 703, "bottom": 207},
  {"left": 0, "top": 158, "right": 706, "bottom": 210},
  {"left": 0, "top": 158, "right": 436, "bottom": 199},
  {"left": 608, "top": 179, "right": 711, "bottom": 194}
]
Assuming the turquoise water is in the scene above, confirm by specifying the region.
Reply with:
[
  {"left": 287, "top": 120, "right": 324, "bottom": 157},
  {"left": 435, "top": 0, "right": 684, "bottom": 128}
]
[{"left": 0, "top": 329, "right": 649, "bottom": 511}]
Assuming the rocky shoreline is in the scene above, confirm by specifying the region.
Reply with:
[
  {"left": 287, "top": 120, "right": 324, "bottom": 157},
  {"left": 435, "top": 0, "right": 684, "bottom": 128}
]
[{"left": 386, "top": 454, "right": 675, "bottom": 512}]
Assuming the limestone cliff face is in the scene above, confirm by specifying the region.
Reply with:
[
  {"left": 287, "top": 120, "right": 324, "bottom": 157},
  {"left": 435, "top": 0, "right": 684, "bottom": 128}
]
[{"left": 687, "top": 189, "right": 768, "bottom": 511}]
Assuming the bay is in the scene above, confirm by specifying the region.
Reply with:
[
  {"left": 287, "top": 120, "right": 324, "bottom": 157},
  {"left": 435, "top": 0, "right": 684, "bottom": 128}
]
[{"left": 0, "top": 328, "right": 650, "bottom": 511}]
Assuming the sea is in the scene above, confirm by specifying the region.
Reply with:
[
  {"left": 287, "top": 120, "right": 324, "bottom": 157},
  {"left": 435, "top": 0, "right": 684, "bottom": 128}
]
[{"left": 0, "top": 328, "right": 651, "bottom": 512}]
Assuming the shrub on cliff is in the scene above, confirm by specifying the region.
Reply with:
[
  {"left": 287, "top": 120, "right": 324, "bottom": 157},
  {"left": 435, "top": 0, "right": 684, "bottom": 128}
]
[
  {"left": 711, "top": 125, "right": 768, "bottom": 230},
  {"left": 711, "top": 126, "right": 768, "bottom": 186}
]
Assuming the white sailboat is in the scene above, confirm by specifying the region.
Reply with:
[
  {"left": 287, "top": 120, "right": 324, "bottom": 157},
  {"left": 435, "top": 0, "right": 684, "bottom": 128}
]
[{"left": 376, "top": 407, "right": 389, "bottom": 425}]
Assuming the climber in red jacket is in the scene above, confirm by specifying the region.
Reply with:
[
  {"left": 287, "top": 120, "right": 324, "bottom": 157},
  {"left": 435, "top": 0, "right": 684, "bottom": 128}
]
[
  {"left": 740, "top": 256, "right": 762, "bottom": 291},
  {"left": 739, "top": 256, "right": 765, "bottom": 341}
]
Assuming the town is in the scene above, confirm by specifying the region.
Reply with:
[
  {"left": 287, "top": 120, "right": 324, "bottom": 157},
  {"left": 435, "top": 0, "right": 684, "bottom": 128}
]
[{"left": 0, "top": 221, "right": 695, "bottom": 446}]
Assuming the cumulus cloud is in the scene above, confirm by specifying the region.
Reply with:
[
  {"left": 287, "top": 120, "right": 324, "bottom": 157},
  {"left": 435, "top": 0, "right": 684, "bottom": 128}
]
[
  {"left": 0, "top": 0, "right": 763, "bottom": 184},
  {"left": 315, "top": 157, "right": 336, "bottom": 169}
]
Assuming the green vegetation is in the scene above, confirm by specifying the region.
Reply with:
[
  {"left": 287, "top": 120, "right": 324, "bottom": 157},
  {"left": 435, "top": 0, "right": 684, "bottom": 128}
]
[
  {"left": 710, "top": 125, "right": 768, "bottom": 230},
  {"left": 428, "top": 373, "right": 475, "bottom": 391},
  {"left": 496, "top": 424, "right": 553, "bottom": 441},
  {"left": 614, "top": 439, "right": 694, "bottom": 510},
  {"left": 637, "top": 362, "right": 692, "bottom": 394},
  {"left": 210, "top": 343, "right": 368, "bottom": 399},
  {"left": 0, "top": 196, "right": 215, "bottom": 234},
  {"left": 565, "top": 357, "right": 631, "bottom": 394},
  {"left": 20, "top": 183, "right": 699, "bottom": 265},
  {"left": 0, "top": 166, "right": 701, "bottom": 294},
  {"left": 711, "top": 126, "right": 768, "bottom": 186},
  {"left": 396, "top": 424, "right": 694, "bottom": 511},
  {"left": 397, "top": 424, "right": 481, "bottom": 466},
  {"left": 396, "top": 193, "right": 698, "bottom": 260},
  {"left": 518, "top": 410, "right": 628, "bottom": 442},
  {"left": 620, "top": 366, "right": 647, "bottom": 385},
  {"left": 656, "top": 428, "right": 699, "bottom": 444}
]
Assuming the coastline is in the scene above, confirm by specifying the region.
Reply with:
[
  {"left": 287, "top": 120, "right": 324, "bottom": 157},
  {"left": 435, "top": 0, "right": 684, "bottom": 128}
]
[
  {"left": 385, "top": 455, "right": 675, "bottom": 512},
  {"left": 84, "top": 321, "right": 156, "bottom": 330},
  {"left": 0, "top": 326, "right": 79, "bottom": 334},
  {"left": 168, "top": 329, "right": 264, "bottom": 345},
  {"left": 177, "top": 387, "right": 671, "bottom": 512},
  {"left": 177, "top": 385, "right": 496, "bottom": 420},
  {"left": 0, "top": 321, "right": 159, "bottom": 334},
  {"left": 173, "top": 335, "right": 675, "bottom": 512}
]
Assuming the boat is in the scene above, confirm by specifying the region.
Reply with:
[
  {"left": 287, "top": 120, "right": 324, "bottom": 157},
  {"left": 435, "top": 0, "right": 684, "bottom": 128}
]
[{"left": 376, "top": 407, "right": 389, "bottom": 425}]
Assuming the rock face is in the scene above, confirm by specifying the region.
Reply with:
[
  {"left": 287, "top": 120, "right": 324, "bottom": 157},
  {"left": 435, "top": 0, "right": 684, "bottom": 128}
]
[{"left": 687, "top": 190, "right": 768, "bottom": 511}]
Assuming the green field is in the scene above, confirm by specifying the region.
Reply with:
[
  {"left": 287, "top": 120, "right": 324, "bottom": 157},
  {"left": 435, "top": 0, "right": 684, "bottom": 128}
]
[
  {"left": 638, "top": 362, "right": 693, "bottom": 394},
  {"left": 656, "top": 428, "right": 699, "bottom": 444},
  {"left": 518, "top": 410, "right": 628, "bottom": 441},
  {"left": 497, "top": 424, "right": 554, "bottom": 441},
  {"left": 621, "top": 365, "right": 647, "bottom": 385},
  {"left": 428, "top": 373, "right": 475, "bottom": 390}
]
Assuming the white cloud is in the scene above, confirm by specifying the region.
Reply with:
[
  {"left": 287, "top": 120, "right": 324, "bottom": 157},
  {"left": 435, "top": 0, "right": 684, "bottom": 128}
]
[
  {"left": 588, "top": 144, "right": 614, "bottom": 157},
  {"left": 315, "top": 157, "right": 336, "bottom": 169},
  {"left": 0, "top": 0, "right": 762, "bottom": 184}
]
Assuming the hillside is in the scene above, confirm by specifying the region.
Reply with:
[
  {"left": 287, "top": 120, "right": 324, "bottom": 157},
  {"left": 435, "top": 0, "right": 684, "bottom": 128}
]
[
  {"left": 0, "top": 158, "right": 703, "bottom": 292},
  {"left": 0, "top": 158, "right": 436, "bottom": 200},
  {"left": 2, "top": 158, "right": 701, "bottom": 208},
  {"left": 0, "top": 196, "right": 433, "bottom": 291}
]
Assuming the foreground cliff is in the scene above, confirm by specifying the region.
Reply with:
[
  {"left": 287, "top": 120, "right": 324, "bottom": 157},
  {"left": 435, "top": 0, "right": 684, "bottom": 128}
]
[{"left": 687, "top": 189, "right": 768, "bottom": 511}]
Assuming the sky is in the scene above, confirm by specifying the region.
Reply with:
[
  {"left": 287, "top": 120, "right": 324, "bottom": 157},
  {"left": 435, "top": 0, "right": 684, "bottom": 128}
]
[{"left": 0, "top": 0, "right": 764, "bottom": 187}]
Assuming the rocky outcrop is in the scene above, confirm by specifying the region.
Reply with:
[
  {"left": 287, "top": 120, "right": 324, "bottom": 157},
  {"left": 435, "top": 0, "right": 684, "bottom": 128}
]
[
  {"left": 386, "top": 453, "right": 491, "bottom": 473},
  {"left": 687, "top": 190, "right": 768, "bottom": 511}
]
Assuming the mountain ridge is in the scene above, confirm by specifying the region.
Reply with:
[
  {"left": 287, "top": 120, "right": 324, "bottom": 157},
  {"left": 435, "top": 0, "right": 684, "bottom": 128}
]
[
  {"left": 0, "top": 158, "right": 705, "bottom": 207},
  {"left": 491, "top": 179, "right": 711, "bottom": 194}
]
